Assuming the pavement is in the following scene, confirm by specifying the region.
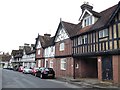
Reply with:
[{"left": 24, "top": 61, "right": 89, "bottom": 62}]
[
  {"left": 56, "top": 77, "right": 120, "bottom": 89},
  {"left": 0, "top": 68, "right": 2, "bottom": 89}
]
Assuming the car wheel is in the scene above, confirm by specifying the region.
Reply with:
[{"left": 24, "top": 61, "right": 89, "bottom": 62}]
[{"left": 52, "top": 75, "right": 55, "bottom": 79}]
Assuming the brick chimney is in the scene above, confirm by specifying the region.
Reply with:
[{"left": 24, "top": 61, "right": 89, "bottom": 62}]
[{"left": 81, "top": 2, "right": 93, "bottom": 12}]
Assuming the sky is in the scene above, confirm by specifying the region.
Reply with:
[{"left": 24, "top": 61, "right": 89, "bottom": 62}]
[{"left": 0, "top": 0, "right": 119, "bottom": 54}]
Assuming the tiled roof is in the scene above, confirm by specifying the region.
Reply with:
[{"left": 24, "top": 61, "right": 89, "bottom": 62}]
[
  {"left": 11, "top": 50, "right": 19, "bottom": 57},
  {"left": 24, "top": 46, "right": 31, "bottom": 54},
  {"left": 44, "top": 36, "right": 54, "bottom": 48},
  {"left": 90, "top": 4, "right": 118, "bottom": 31},
  {"left": 14, "top": 49, "right": 23, "bottom": 58},
  {"left": 36, "top": 34, "right": 51, "bottom": 48},
  {"left": 62, "top": 21, "right": 78, "bottom": 37},
  {"left": 72, "top": 2, "right": 119, "bottom": 37},
  {"left": 76, "top": 25, "right": 93, "bottom": 35},
  {"left": 91, "top": 10, "right": 100, "bottom": 18},
  {"left": 27, "top": 50, "right": 36, "bottom": 55}
]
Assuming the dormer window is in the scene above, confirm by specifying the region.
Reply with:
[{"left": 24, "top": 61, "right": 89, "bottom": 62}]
[{"left": 83, "top": 16, "right": 92, "bottom": 27}]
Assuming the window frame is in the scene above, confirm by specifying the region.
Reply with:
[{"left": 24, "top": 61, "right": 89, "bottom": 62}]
[
  {"left": 60, "top": 58, "right": 66, "bottom": 70},
  {"left": 59, "top": 42, "right": 65, "bottom": 51},
  {"left": 78, "top": 35, "right": 87, "bottom": 45},
  {"left": 99, "top": 29, "right": 108, "bottom": 38},
  {"left": 38, "top": 60, "right": 41, "bottom": 68},
  {"left": 83, "top": 15, "right": 92, "bottom": 27},
  {"left": 49, "top": 59, "right": 53, "bottom": 68},
  {"left": 37, "top": 49, "right": 40, "bottom": 55},
  {"left": 83, "top": 35, "right": 87, "bottom": 44}
]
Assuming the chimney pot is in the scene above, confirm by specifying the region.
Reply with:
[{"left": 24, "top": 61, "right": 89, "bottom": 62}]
[{"left": 81, "top": 2, "right": 93, "bottom": 12}]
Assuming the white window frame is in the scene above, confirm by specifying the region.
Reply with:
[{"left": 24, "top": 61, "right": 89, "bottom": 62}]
[
  {"left": 38, "top": 49, "right": 40, "bottom": 55},
  {"left": 60, "top": 42, "right": 64, "bottom": 51},
  {"left": 93, "top": 33, "right": 95, "bottom": 43},
  {"left": 38, "top": 60, "right": 41, "bottom": 68},
  {"left": 50, "top": 59, "right": 53, "bottom": 68},
  {"left": 83, "top": 35, "right": 87, "bottom": 44},
  {"left": 83, "top": 16, "right": 92, "bottom": 27},
  {"left": 78, "top": 36, "right": 82, "bottom": 45},
  {"left": 99, "top": 29, "right": 108, "bottom": 38},
  {"left": 60, "top": 58, "right": 66, "bottom": 70},
  {"left": 75, "top": 63, "right": 79, "bottom": 69},
  {"left": 51, "top": 47, "right": 53, "bottom": 52},
  {"left": 78, "top": 35, "right": 87, "bottom": 45}
]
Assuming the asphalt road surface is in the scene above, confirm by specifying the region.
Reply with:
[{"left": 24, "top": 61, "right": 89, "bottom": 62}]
[
  {"left": 0, "top": 68, "right": 2, "bottom": 90},
  {"left": 2, "top": 69, "right": 80, "bottom": 89}
]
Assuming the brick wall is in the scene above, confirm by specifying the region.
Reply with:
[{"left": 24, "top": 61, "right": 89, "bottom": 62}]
[
  {"left": 36, "top": 59, "right": 44, "bottom": 67},
  {"left": 97, "top": 56, "right": 102, "bottom": 80},
  {"left": 75, "top": 57, "right": 98, "bottom": 78},
  {"left": 55, "top": 39, "right": 72, "bottom": 56},
  {"left": 36, "top": 48, "right": 44, "bottom": 59},
  {"left": 53, "top": 57, "right": 74, "bottom": 78},
  {"left": 113, "top": 55, "right": 120, "bottom": 84}
]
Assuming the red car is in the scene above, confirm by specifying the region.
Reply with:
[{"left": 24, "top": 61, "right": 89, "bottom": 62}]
[
  {"left": 31, "top": 67, "right": 40, "bottom": 76},
  {"left": 18, "top": 66, "right": 24, "bottom": 72}
]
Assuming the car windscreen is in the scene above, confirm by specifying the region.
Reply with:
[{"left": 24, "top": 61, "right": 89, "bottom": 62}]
[{"left": 46, "top": 68, "right": 53, "bottom": 71}]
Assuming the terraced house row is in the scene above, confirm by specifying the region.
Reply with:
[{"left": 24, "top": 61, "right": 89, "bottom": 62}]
[{"left": 12, "top": 2, "right": 120, "bottom": 84}]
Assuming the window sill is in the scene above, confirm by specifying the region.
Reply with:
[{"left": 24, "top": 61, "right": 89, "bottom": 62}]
[
  {"left": 59, "top": 50, "right": 64, "bottom": 51},
  {"left": 61, "top": 68, "right": 66, "bottom": 71},
  {"left": 99, "top": 36, "right": 108, "bottom": 39}
]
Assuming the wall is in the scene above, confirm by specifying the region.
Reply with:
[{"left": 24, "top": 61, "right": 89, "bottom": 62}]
[
  {"left": 75, "top": 57, "right": 98, "bottom": 78},
  {"left": 113, "top": 55, "right": 120, "bottom": 84},
  {"left": 36, "top": 48, "right": 44, "bottom": 59},
  {"left": 54, "top": 57, "right": 74, "bottom": 78},
  {"left": 36, "top": 59, "right": 44, "bottom": 67},
  {"left": 97, "top": 56, "right": 102, "bottom": 80},
  {"left": 55, "top": 39, "right": 72, "bottom": 56}
]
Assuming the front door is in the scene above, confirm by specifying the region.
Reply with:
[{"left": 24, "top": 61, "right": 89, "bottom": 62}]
[{"left": 102, "top": 56, "right": 113, "bottom": 80}]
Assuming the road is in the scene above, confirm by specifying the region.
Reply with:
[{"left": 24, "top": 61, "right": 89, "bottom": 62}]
[
  {"left": 2, "top": 69, "right": 80, "bottom": 89},
  {"left": 0, "top": 68, "right": 2, "bottom": 90}
]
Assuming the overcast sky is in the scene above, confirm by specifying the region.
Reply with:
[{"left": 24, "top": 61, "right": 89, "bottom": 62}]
[{"left": 0, "top": 0, "right": 119, "bottom": 54}]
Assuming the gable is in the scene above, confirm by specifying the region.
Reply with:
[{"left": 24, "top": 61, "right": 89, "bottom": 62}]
[
  {"left": 79, "top": 9, "right": 92, "bottom": 21},
  {"left": 111, "top": 11, "right": 120, "bottom": 24},
  {"left": 79, "top": 9, "right": 99, "bottom": 28},
  {"left": 55, "top": 27, "right": 69, "bottom": 42},
  {"left": 36, "top": 40, "right": 41, "bottom": 49},
  {"left": 108, "top": 6, "right": 120, "bottom": 25}
]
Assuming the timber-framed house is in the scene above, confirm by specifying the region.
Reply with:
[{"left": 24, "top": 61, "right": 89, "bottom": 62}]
[{"left": 72, "top": 1, "right": 120, "bottom": 84}]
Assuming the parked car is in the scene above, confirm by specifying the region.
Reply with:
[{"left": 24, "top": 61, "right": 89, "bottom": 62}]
[
  {"left": 36, "top": 67, "right": 55, "bottom": 79},
  {"left": 7, "top": 66, "right": 14, "bottom": 70},
  {"left": 23, "top": 67, "right": 32, "bottom": 74},
  {"left": 31, "top": 67, "right": 40, "bottom": 76},
  {"left": 13, "top": 64, "right": 22, "bottom": 71},
  {"left": 3, "top": 65, "right": 13, "bottom": 70},
  {"left": 18, "top": 66, "right": 24, "bottom": 72}
]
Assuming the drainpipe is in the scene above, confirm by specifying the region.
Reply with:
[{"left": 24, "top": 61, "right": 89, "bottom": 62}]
[{"left": 73, "top": 58, "right": 75, "bottom": 79}]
